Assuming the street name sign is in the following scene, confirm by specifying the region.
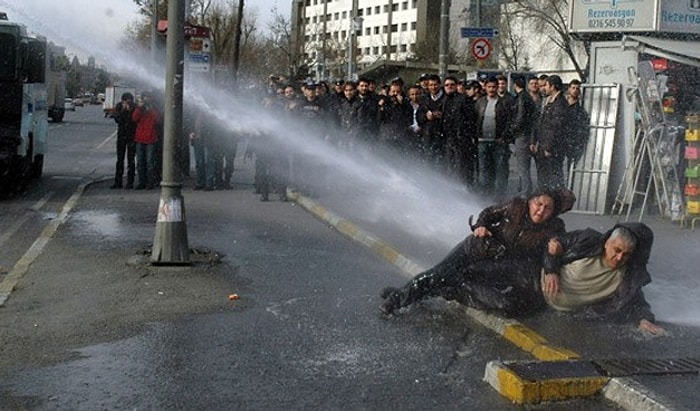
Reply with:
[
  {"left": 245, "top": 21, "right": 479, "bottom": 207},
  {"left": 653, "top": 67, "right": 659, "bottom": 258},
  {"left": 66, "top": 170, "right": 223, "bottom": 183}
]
[{"left": 460, "top": 27, "right": 499, "bottom": 38}]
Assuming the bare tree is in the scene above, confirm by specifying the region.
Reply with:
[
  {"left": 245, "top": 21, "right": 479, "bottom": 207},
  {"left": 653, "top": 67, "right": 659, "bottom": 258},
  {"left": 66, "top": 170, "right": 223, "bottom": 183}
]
[
  {"left": 266, "top": 5, "right": 296, "bottom": 77},
  {"left": 498, "top": 3, "right": 530, "bottom": 71},
  {"left": 506, "top": 0, "right": 588, "bottom": 80}
]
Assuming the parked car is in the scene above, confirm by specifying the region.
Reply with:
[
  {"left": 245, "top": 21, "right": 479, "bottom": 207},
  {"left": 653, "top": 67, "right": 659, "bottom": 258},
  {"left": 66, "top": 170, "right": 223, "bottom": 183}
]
[
  {"left": 73, "top": 97, "right": 84, "bottom": 107},
  {"left": 64, "top": 97, "right": 75, "bottom": 111}
]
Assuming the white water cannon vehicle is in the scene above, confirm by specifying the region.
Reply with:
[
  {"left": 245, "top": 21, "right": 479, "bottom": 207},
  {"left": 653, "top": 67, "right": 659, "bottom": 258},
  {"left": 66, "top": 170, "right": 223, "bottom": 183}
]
[{"left": 0, "top": 13, "right": 52, "bottom": 191}]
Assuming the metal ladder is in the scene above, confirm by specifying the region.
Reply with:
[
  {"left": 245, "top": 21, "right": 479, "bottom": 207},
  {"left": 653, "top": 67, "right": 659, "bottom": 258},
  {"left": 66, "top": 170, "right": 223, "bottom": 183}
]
[{"left": 612, "top": 62, "right": 682, "bottom": 221}]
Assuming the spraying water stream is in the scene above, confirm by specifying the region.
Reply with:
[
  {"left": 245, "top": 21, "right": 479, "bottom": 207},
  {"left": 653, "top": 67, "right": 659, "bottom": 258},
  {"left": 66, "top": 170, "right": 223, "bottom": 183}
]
[{"left": 4, "top": 1, "right": 698, "bottom": 328}]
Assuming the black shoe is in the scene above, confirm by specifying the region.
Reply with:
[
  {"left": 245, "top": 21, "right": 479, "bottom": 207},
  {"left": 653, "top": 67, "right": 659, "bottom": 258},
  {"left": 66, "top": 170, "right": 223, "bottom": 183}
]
[
  {"left": 379, "top": 296, "right": 400, "bottom": 315},
  {"left": 380, "top": 287, "right": 399, "bottom": 299},
  {"left": 379, "top": 287, "right": 403, "bottom": 315}
]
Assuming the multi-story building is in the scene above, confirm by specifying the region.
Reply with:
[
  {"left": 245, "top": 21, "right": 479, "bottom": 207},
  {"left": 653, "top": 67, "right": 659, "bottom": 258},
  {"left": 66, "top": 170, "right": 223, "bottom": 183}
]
[
  {"left": 291, "top": 0, "right": 443, "bottom": 80},
  {"left": 291, "top": 0, "right": 583, "bottom": 83}
]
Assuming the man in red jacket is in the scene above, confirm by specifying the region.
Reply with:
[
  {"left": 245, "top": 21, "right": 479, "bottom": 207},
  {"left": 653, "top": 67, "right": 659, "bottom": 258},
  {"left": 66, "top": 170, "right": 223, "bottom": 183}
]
[{"left": 132, "top": 92, "right": 161, "bottom": 189}]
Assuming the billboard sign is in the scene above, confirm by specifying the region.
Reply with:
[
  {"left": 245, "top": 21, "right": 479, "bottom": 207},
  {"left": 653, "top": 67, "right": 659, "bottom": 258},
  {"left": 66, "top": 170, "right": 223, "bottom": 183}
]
[
  {"left": 659, "top": 0, "right": 700, "bottom": 34},
  {"left": 569, "top": 0, "right": 659, "bottom": 32},
  {"left": 569, "top": 0, "right": 700, "bottom": 34}
]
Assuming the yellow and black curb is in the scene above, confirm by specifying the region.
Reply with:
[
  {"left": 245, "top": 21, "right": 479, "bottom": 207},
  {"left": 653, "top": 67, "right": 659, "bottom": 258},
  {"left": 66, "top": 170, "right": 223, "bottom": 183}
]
[
  {"left": 484, "top": 360, "right": 609, "bottom": 404},
  {"left": 289, "top": 190, "right": 672, "bottom": 409}
]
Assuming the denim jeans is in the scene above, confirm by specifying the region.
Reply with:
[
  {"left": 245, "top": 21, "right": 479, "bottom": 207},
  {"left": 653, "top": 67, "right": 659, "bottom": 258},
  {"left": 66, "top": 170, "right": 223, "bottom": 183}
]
[
  {"left": 136, "top": 143, "right": 157, "bottom": 188},
  {"left": 513, "top": 136, "right": 534, "bottom": 196},
  {"left": 478, "top": 141, "right": 511, "bottom": 198}
]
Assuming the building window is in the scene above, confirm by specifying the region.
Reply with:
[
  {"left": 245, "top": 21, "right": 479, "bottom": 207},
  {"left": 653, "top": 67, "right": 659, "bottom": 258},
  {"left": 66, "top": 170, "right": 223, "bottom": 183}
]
[
  {"left": 365, "top": 47, "right": 370, "bottom": 54},
  {"left": 402, "top": 1, "right": 408, "bottom": 10},
  {"left": 374, "top": 26, "right": 380, "bottom": 34},
  {"left": 390, "top": 45, "right": 397, "bottom": 53},
  {"left": 375, "top": 6, "right": 380, "bottom": 14},
  {"left": 411, "top": 22, "right": 416, "bottom": 30},
  {"left": 401, "top": 22, "right": 407, "bottom": 31},
  {"left": 384, "top": 5, "right": 389, "bottom": 12},
  {"left": 392, "top": 3, "right": 398, "bottom": 11},
  {"left": 410, "top": 43, "right": 415, "bottom": 51},
  {"left": 391, "top": 24, "right": 398, "bottom": 33},
  {"left": 334, "top": 31, "right": 339, "bottom": 40},
  {"left": 366, "top": 7, "right": 371, "bottom": 15},
  {"left": 341, "top": 30, "right": 347, "bottom": 39},
  {"left": 365, "top": 27, "right": 371, "bottom": 35},
  {"left": 373, "top": 46, "right": 379, "bottom": 54},
  {"left": 334, "top": 12, "right": 339, "bottom": 20},
  {"left": 304, "top": 35, "right": 310, "bottom": 42},
  {"left": 342, "top": 11, "right": 347, "bottom": 18},
  {"left": 357, "top": 9, "right": 363, "bottom": 16},
  {"left": 400, "top": 44, "right": 407, "bottom": 52},
  {"left": 382, "top": 26, "right": 388, "bottom": 34},
  {"left": 312, "top": 16, "right": 317, "bottom": 23}
]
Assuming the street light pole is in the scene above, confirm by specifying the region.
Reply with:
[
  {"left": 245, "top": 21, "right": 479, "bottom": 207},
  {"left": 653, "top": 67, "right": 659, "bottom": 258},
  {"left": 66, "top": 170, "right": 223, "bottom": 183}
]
[{"left": 151, "top": 0, "right": 190, "bottom": 265}]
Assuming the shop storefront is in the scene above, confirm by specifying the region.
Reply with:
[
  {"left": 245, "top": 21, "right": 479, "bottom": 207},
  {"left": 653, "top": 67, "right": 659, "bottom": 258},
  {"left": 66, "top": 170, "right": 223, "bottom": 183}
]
[{"left": 566, "top": 0, "right": 700, "bottom": 219}]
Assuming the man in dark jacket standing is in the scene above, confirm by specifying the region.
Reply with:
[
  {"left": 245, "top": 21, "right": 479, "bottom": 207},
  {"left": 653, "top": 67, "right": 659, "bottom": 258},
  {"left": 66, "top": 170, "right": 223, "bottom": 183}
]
[
  {"left": 419, "top": 74, "right": 447, "bottom": 166},
  {"left": 541, "top": 222, "right": 664, "bottom": 335},
  {"left": 510, "top": 75, "right": 537, "bottom": 196},
  {"left": 110, "top": 92, "right": 137, "bottom": 189},
  {"left": 533, "top": 75, "right": 569, "bottom": 189},
  {"left": 442, "top": 75, "right": 478, "bottom": 187}
]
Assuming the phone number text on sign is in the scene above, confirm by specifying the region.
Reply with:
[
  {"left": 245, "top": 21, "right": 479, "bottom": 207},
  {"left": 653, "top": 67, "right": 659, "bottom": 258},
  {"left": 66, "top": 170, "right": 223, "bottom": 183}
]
[{"left": 588, "top": 18, "right": 636, "bottom": 28}]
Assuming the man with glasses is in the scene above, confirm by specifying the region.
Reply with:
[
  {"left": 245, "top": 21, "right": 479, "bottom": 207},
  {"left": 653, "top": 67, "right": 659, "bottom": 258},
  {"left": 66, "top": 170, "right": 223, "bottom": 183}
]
[
  {"left": 442, "top": 75, "right": 478, "bottom": 187},
  {"left": 419, "top": 74, "right": 446, "bottom": 166}
]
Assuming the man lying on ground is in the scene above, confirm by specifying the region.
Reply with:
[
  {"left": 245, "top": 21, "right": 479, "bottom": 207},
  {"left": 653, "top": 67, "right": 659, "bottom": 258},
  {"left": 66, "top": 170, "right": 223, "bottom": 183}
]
[{"left": 542, "top": 222, "right": 665, "bottom": 335}]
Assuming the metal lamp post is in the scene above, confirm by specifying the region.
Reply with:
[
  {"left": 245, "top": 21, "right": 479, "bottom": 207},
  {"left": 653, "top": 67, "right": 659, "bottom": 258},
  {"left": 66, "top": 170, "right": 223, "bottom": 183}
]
[{"left": 151, "top": 0, "right": 190, "bottom": 265}]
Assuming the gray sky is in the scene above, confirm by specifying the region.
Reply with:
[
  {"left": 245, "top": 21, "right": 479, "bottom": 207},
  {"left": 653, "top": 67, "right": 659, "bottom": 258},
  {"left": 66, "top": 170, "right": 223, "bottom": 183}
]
[{"left": 0, "top": 0, "right": 290, "bottom": 60}]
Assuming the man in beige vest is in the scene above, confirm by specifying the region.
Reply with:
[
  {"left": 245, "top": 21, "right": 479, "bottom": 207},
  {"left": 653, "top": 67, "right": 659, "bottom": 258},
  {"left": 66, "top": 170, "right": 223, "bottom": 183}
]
[{"left": 542, "top": 223, "right": 664, "bottom": 335}]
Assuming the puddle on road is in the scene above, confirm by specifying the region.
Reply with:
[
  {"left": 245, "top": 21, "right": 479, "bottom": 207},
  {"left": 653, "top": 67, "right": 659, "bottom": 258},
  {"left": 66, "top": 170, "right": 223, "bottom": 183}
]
[{"left": 71, "top": 211, "right": 123, "bottom": 237}]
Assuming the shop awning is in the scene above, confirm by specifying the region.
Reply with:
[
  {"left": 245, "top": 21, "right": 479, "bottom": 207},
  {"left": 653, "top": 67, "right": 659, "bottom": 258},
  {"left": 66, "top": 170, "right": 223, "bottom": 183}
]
[{"left": 623, "top": 35, "right": 700, "bottom": 68}]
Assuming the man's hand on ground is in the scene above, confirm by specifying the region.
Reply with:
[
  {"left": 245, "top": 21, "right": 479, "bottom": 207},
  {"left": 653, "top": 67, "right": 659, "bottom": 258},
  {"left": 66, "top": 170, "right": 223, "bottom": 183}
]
[{"left": 639, "top": 319, "right": 665, "bottom": 336}]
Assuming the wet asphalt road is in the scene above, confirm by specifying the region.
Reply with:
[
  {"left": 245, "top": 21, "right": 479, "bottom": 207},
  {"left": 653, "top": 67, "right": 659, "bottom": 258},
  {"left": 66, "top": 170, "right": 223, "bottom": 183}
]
[{"left": 0, "top": 104, "right": 696, "bottom": 409}]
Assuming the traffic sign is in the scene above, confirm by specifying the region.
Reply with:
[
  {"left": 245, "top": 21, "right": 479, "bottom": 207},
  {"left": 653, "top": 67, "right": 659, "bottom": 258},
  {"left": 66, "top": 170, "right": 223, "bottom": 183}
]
[
  {"left": 460, "top": 27, "right": 499, "bottom": 38},
  {"left": 187, "top": 51, "right": 211, "bottom": 72},
  {"left": 471, "top": 38, "right": 492, "bottom": 60}
]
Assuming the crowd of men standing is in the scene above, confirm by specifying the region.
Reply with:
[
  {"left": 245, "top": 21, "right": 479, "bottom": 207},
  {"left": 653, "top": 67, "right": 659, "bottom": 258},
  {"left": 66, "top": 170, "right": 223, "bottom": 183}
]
[{"left": 257, "top": 72, "right": 590, "bottom": 202}]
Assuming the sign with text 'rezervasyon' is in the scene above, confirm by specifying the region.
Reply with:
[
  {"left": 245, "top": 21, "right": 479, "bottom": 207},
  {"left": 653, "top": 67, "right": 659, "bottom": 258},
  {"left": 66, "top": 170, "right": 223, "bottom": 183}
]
[
  {"left": 659, "top": 0, "right": 700, "bottom": 34},
  {"left": 569, "top": 0, "right": 659, "bottom": 33},
  {"left": 569, "top": 0, "right": 700, "bottom": 34}
]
